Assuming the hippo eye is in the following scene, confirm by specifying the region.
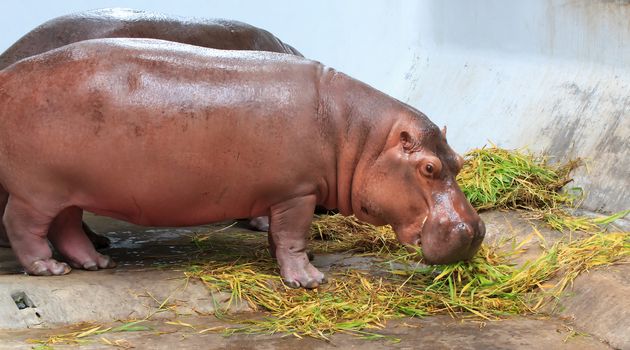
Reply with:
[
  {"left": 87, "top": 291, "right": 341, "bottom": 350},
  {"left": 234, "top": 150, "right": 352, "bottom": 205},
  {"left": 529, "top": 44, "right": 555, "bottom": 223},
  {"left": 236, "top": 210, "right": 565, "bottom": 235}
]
[{"left": 419, "top": 157, "right": 442, "bottom": 178}]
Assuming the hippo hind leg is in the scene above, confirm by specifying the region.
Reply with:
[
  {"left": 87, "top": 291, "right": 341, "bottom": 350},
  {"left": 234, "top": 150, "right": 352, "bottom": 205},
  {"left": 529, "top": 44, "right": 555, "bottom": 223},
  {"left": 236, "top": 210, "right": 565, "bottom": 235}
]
[
  {"left": 269, "top": 194, "right": 327, "bottom": 289},
  {"left": 0, "top": 186, "right": 108, "bottom": 251},
  {"left": 48, "top": 206, "right": 116, "bottom": 271},
  {"left": 3, "top": 196, "right": 71, "bottom": 275},
  {"left": 0, "top": 197, "right": 111, "bottom": 249}
]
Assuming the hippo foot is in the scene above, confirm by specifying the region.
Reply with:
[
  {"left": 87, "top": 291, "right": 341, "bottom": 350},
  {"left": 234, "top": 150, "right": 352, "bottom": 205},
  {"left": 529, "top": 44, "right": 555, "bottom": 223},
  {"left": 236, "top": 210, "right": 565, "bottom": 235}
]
[
  {"left": 248, "top": 216, "right": 270, "bottom": 232},
  {"left": 280, "top": 260, "right": 327, "bottom": 289},
  {"left": 66, "top": 253, "right": 117, "bottom": 271},
  {"left": 27, "top": 258, "right": 72, "bottom": 276}
]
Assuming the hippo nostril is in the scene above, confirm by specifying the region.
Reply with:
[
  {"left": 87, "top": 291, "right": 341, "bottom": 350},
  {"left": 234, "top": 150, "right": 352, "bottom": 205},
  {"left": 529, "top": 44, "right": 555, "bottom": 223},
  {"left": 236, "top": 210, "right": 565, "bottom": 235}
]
[{"left": 453, "top": 222, "right": 474, "bottom": 240}]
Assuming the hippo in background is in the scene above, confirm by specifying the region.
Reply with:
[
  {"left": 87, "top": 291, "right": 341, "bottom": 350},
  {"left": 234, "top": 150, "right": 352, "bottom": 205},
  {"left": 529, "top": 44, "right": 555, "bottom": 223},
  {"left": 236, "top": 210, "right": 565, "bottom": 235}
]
[
  {"left": 0, "top": 38, "right": 485, "bottom": 288},
  {"left": 0, "top": 8, "right": 303, "bottom": 248},
  {"left": 0, "top": 7, "right": 302, "bottom": 70}
]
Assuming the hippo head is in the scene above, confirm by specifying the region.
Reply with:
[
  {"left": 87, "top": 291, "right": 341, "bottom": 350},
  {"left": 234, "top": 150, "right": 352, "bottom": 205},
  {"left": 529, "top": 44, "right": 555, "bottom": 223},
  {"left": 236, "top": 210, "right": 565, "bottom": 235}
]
[{"left": 352, "top": 111, "right": 485, "bottom": 264}]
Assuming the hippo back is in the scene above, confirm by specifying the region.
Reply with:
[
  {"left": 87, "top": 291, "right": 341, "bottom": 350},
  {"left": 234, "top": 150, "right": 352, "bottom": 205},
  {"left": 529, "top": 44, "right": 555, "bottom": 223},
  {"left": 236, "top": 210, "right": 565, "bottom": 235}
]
[{"left": 0, "top": 8, "right": 302, "bottom": 70}]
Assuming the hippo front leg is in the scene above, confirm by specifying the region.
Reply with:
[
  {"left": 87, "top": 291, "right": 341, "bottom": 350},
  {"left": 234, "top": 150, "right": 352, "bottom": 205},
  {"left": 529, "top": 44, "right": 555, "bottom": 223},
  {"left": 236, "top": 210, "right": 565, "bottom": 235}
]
[{"left": 269, "top": 194, "right": 326, "bottom": 289}]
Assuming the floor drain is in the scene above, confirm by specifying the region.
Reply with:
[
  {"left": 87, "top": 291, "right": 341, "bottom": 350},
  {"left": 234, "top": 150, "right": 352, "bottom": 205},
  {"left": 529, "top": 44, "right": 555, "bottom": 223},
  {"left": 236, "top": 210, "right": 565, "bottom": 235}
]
[{"left": 11, "top": 291, "right": 36, "bottom": 310}]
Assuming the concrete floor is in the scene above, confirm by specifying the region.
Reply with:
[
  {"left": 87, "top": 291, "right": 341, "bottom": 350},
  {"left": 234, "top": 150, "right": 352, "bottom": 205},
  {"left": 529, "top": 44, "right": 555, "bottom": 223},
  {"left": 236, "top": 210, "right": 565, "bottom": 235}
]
[{"left": 0, "top": 211, "right": 627, "bottom": 349}]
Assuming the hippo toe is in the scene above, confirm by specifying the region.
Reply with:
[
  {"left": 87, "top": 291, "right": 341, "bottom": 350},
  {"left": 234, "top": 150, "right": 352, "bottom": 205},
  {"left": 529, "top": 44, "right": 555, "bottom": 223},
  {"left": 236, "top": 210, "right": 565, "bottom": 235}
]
[
  {"left": 29, "top": 259, "right": 72, "bottom": 276},
  {"left": 281, "top": 262, "right": 328, "bottom": 289}
]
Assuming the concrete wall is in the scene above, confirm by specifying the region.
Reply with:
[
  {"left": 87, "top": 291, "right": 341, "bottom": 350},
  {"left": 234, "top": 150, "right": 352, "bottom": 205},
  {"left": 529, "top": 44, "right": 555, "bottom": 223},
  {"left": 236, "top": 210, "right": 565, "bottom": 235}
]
[{"left": 1, "top": 1, "right": 628, "bottom": 212}]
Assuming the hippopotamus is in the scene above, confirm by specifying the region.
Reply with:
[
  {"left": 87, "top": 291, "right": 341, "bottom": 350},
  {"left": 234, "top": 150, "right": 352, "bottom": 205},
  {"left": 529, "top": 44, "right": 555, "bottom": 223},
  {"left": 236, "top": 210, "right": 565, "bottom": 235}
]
[
  {"left": 0, "top": 8, "right": 303, "bottom": 248},
  {"left": 0, "top": 38, "right": 485, "bottom": 288},
  {"left": 0, "top": 8, "right": 301, "bottom": 70}
]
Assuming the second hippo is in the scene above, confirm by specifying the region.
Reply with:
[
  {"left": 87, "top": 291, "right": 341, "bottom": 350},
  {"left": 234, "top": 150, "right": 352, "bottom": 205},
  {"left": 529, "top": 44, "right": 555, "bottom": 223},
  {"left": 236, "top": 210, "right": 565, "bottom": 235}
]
[{"left": 0, "top": 7, "right": 302, "bottom": 70}]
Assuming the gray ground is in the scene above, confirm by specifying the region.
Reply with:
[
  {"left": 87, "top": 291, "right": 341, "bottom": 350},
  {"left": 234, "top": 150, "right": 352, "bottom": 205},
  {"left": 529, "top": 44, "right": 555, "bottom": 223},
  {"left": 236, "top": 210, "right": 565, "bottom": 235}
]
[{"left": 0, "top": 211, "right": 628, "bottom": 350}]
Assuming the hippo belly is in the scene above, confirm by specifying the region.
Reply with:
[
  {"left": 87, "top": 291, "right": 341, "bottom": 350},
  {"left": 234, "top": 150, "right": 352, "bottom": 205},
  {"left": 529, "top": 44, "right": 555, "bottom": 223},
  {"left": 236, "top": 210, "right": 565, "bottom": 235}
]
[{"left": 3, "top": 62, "right": 327, "bottom": 228}]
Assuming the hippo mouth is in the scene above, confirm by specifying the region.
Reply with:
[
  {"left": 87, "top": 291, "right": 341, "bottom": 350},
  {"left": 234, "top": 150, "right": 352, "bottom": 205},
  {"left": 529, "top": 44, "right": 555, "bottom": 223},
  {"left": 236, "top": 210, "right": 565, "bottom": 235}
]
[
  {"left": 398, "top": 214, "right": 428, "bottom": 250},
  {"left": 415, "top": 215, "right": 428, "bottom": 245},
  {"left": 417, "top": 217, "right": 486, "bottom": 265}
]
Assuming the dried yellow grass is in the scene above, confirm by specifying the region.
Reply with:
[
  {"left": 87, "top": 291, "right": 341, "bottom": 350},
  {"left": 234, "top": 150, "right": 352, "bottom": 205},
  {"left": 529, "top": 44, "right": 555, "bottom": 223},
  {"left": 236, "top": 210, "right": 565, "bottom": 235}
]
[{"left": 186, "top": 229, "right": 629, "bottom": 339}]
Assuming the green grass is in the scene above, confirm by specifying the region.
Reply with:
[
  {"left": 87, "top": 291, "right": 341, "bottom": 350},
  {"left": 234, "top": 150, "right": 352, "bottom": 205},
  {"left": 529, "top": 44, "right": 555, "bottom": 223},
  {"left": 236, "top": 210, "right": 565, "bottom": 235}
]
[
  {"left": 457, "top": 145, "right": 627, "bottom": 232},
  {"left": 457, "top": 145, "right": 579, "bottom": 210}
]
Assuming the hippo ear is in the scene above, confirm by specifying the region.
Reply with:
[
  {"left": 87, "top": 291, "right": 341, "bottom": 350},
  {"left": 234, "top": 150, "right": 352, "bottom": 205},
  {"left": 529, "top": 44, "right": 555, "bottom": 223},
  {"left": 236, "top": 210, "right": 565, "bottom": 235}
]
[
  {"left": 400, "top": 131, "right": 417, "bottom": 153},
  {"left": 441, "top": 125, "right": 448, "bottom": 140}
]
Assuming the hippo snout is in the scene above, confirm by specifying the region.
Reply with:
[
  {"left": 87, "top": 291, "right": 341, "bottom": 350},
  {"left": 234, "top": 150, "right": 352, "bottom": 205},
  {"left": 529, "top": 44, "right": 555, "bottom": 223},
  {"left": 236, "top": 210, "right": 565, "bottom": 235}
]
[
  {"left": 452, "top": 220, "right": 486, "bottom": 246},
  {"left": 453, "top": 222, "right": 474, "bottom": 240},
  {"left": 475, "top": 220, "right": 486, "bottom": 243},
  {"left": 420, "top": 217, "right": 486, "bottom": 265}
]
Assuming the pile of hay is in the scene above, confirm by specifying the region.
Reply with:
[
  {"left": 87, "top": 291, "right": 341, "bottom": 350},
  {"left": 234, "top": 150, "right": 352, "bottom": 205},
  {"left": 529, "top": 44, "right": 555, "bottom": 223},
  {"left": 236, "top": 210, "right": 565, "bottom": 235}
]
[
  {"left": 457, "top": 145, "right": 628, "bottom": 231},
  {"left": 309, "top": 214, "right": 399, "bottom": 254},
  {"left": 457, "top": 145, "right": 580, "bottom": 211},
  {"left": 187, "top": 231, "right": 628, "bottom": 340},
  {"left": 30, "top": 229, "right": 629, "bottom": 346}
]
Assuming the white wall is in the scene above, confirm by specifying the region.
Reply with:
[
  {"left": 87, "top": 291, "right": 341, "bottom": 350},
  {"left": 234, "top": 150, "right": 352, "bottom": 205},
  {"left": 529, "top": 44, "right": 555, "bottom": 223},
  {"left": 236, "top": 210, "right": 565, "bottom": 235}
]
[
  {"left": 0, "top": 0, "right": 422, "bottom": 91},
  {"left": 1, "top": 1, "right": 628, "bottom": 212}
]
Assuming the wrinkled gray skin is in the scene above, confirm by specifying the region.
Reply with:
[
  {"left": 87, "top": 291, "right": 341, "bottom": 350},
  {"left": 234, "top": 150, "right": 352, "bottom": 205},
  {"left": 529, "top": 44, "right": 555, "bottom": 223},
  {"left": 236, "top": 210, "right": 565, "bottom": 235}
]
[
  {"left": 0, "top": 8, "right": 303, "bottom": 247},
  {"left": 0, "top": 39, "right": 485, "bottom": 288}
]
